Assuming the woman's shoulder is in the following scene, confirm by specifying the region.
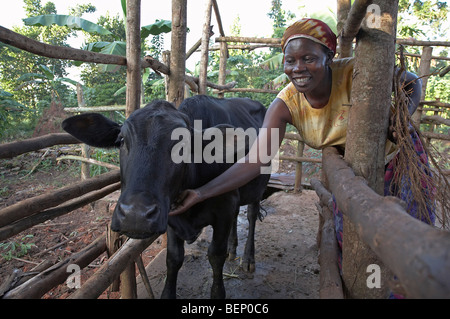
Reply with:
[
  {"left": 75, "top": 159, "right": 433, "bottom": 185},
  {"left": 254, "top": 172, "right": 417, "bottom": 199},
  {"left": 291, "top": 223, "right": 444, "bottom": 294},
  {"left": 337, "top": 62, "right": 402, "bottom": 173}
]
[
  {"left": 277, "top": 82, "right": 300, "bottom": 104},
  {"left": 331, "top": 57, "right": 354, "bottom": 73},
  {"left": 331, "top": 57, "right": 354, "bottom": 89}
]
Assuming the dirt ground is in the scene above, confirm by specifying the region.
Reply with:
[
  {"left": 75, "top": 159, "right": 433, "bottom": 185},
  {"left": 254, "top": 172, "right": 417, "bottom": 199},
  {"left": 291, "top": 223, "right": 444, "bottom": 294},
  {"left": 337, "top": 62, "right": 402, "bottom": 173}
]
[
  {"left": 0, "top": 138, "right": 322, "bottom": 299},
  {"left": 138, "top": 190, "right": 320, "bottom": 299}
]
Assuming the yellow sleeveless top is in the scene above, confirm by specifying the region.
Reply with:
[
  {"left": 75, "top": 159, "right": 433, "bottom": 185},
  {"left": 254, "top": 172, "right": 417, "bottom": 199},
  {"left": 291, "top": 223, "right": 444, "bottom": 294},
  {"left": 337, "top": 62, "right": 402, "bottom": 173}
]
[
  {"left": 277, "top": 57, "right": 354, "bottom": 150},
  {"left": 277, "top": 57, "right": 397, "bottom": 162}
]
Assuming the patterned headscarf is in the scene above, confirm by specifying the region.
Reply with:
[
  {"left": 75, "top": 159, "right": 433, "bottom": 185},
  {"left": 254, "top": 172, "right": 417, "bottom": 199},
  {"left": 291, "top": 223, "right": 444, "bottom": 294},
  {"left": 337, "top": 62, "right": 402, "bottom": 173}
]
[{"left": 281, "top": 18, "right": 337, "bottom": 55}]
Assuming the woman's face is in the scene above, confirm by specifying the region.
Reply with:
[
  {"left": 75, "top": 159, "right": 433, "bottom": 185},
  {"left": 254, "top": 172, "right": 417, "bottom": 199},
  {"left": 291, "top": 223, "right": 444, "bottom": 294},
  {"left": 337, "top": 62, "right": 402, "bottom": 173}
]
[{"left": 283, "top": 38, "right": 333, "bottom": 94}]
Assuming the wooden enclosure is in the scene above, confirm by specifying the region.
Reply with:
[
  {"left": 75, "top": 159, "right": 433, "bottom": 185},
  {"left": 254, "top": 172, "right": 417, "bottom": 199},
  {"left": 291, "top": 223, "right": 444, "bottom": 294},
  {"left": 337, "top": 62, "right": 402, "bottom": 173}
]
[{"left": 0, "top": 0, "right": 449, "bottom": 299}]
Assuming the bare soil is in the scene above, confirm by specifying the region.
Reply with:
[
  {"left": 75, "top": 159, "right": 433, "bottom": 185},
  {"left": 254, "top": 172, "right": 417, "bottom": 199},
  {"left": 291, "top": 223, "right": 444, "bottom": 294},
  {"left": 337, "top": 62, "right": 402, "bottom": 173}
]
[{"left": 0, "top": 137, "right": 322, "bottom": 299}]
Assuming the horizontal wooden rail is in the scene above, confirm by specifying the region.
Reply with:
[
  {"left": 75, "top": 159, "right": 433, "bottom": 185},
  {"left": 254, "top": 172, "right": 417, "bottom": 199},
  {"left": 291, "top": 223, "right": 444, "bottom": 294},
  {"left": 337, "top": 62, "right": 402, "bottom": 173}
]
[
  {"left": 0, "top": 182, "right": 120, "bottom": 242},
  {"left": 3, "top": 234, "right": 107, "bottom": 299},
  {"left": 0, "top": 133, "right": 81, "bottom": 159},
  {"left": 420, "top": 101, "right": 450, "bottom": 109},
  {"left": 215, "top": 36, "right": 281, "bottom": 45},
  {"left": 68, "top": 235, "right": 158, "bottom": 299},
  {"left": 322, "top": 146, "right": 450, "bottom": 298},
  {"left": 278, "top": 154, "right": 321, "bottom": 164},
  {"left": 0, "top": 170, "right": 120, "bottom": 228},
  {"left": 0, "top": 26, "right": 126, "bottom": 65}
]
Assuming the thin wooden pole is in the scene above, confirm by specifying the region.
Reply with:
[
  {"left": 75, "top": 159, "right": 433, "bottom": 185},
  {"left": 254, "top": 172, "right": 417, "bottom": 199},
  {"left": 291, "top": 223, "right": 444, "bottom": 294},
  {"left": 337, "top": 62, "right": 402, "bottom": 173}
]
[
  {"left": 125, "top": 0, "right": 141, "bottom": 118},
  {"left": 168, "top": 0, "right": 187, "bottom": 107},
  {"left": 199, "top": 0, "right": 213, "bottom": 95},
  {"left": 217, "top": 41, "right": 228, "bottom": 98},
  {"left": 294, "top": 141, "right": 305, "bottom": 192},
  {"left": 412, "top": 46, "right": 433, "bottom": 126}
]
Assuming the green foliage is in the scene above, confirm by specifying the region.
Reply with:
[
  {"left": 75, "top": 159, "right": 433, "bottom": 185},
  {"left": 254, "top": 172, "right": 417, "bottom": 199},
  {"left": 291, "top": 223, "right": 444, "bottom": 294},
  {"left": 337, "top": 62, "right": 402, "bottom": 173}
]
[
  {"left": 141, "top": 20, "right": 172, "bottom": 39},
  {"left": 0, "top": 0, "right": 94, "bottom": 141},
  {"left": 398, "top": 0, "right": 449, "bottom": 39},
  {"left": 0, "top": 235, "right": 36, "bottom": 261},
  {"left": 1, "top": 0, "right": 448, "bottom": 143},
  {"left": 90, "top": 148, "right": 119, "bottom": 177},
  {"left": 0, "top": 90, "right": 25, "bottom": 139},
  {"left": 23, "top": 14, "right": 113, "bottom": 35}
]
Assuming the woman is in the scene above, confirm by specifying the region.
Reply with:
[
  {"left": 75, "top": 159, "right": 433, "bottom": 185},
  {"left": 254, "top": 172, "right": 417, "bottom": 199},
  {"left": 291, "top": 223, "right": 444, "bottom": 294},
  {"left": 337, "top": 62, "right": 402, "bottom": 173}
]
[{"left": 169, "top": 19, "right": 434, "bottom": 227}]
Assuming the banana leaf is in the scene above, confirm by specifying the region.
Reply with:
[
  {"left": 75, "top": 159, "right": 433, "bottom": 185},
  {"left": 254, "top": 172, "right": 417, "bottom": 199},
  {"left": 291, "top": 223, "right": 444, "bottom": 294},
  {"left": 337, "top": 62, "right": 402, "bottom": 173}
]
[
  {"left": 23, "top": 14, "right": 113, "bottom": 36},
  {"left": 141, "top": 20, "right": 172, "bottom": 39}
]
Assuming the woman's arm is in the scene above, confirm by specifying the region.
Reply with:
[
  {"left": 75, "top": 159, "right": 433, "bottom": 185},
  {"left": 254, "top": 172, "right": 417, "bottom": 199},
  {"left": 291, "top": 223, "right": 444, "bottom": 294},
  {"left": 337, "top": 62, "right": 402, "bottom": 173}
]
[
  {"left": 397, "top": 69, "right": 422, "bottom": 115},
  {"left": 169, "top": 98, "right": 293, "bottom": 216},
  {"left": 388, "top": 69, "right": 422, "bottom": 143}
]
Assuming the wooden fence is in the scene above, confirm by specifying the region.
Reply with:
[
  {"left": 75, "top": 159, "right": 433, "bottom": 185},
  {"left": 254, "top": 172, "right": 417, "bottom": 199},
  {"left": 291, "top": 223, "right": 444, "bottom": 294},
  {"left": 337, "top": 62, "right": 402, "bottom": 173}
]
[{"left": 0, "top": 0, "right": 449, "bottom": 299}]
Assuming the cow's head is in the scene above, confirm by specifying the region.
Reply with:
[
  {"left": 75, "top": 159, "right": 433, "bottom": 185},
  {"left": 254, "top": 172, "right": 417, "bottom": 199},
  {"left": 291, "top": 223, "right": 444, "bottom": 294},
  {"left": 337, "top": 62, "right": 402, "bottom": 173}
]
[{"left": 62, "top": 100, "right": 191, "bottom": 238}]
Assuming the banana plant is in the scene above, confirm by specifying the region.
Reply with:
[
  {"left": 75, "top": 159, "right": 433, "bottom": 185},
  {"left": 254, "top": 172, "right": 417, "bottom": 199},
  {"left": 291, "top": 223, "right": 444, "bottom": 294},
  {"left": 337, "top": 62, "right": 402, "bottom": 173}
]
[
  {"left": 16, "top": 64, "right": 80, "bottom": 102},
  {"left": 23, "top": 14, "right": 113, "bottom": 36},
  {"left": 23, "top": 14, "right": 171, "bottom": 72}
]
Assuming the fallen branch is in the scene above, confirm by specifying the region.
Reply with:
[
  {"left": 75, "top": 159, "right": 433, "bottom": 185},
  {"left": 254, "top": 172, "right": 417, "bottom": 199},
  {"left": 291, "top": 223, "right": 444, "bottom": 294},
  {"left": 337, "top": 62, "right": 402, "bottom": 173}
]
[
  {"left": 57, "top": 155, "right": 119, "bottom": 170},
  {"left": 21, "top": 149, "right": 50, "bottom": 179}
]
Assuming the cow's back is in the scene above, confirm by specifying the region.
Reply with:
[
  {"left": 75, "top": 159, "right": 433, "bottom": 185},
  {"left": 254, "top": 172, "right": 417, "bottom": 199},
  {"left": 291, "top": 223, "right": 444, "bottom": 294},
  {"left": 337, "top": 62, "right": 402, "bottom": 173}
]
[
  {"left": 179, "top": 95, "right": 270, "bottom": 206},
  {"left": 178, "top": 95, "right": 266, "bottom": 129}
]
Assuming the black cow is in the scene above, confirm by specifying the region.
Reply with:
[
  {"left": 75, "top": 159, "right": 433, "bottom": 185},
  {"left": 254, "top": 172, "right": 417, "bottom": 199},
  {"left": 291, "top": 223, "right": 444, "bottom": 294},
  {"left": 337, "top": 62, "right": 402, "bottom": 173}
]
[{"left": 62, "top": 95, "right": 270, "bottom": 299}]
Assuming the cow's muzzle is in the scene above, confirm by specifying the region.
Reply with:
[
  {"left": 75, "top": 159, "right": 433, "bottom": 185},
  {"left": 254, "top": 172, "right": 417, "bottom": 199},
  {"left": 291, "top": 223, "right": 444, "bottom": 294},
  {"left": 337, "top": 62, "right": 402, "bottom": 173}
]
[{"left": 111, "top": 193, "right": 168, "bottom": 239}]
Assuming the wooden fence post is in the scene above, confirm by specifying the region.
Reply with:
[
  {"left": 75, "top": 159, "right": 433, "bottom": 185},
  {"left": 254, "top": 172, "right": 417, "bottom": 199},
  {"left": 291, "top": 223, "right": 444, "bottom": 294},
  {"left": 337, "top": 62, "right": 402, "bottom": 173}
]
[
  {"left": 342, "top": 0, "right": 399, "bottom": 298},
  {"left": 412, "top": 46, "right": 433, "bottom": 127},
  {"left": 76, "top": 83, "right": 91, "bottom": 181},
  {"left": 217, "top": 42, "right": 228, "bottom": 98},
  {"left": 125, "top": 0, "right": 141, "bottom": 118},
  {"left": 121, "top": 0, "right": 142, "bottom": 298},
  {"left": 294, "top": 141, "right": 305, "bottom": 192},
  {"left": 199, "top": 0, "right": 213, "bottom": 95},
  {"left": 168, "top": 0, "right": 187, "bottom": 107}
]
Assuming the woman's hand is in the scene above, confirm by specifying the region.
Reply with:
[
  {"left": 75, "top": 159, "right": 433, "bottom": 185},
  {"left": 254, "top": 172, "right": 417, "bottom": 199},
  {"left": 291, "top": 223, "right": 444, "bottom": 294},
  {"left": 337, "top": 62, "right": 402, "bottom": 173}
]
[
  {"left": 169, "top": 189, "right": 203, "bottom": 216},
  {"left": 387, "top": 111, "right": 398, "bottom": 143}
]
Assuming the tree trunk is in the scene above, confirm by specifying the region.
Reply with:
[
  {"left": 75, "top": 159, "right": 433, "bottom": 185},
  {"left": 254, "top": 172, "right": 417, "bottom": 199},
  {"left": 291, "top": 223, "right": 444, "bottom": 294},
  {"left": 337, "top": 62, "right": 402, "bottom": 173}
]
[{"left": 342, "top": 0, "right": 399, "bottom": 299}]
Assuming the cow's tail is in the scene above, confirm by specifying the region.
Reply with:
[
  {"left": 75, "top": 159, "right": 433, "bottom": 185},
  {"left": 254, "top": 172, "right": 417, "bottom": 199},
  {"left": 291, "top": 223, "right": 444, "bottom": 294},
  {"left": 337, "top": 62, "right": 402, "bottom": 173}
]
[{"left": 258, "top": 206, "right": 268, "bottom": 222}]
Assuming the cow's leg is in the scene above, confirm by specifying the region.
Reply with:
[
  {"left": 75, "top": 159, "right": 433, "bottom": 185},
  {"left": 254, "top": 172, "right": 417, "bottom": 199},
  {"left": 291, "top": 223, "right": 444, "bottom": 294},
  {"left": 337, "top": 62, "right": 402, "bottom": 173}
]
[
  {"left": 227, "top": 207, "right": 239, "bottom": 261},
  {"left": 209, "top": 219, "right": 233, "bottom": 299},
  {"left": 242, "top": 202, "right": 259, "bottom": 273},
  {"left": 161, "top": 226, "right": 184, "bottom": 299}
]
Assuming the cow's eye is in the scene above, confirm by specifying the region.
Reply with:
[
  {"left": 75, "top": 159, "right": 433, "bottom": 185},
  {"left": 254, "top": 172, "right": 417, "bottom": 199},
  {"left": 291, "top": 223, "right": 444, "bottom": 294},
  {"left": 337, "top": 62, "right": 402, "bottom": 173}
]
[{"left": 116, "top": 135, "right": 125, "bottom": 147}]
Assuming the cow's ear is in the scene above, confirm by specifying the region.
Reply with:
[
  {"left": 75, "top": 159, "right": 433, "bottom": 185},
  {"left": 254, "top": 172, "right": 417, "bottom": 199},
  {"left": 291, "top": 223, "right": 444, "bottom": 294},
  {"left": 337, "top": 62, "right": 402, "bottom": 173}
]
[{"left": 62, "top": 113, "right": 121, "bottom": 148}]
